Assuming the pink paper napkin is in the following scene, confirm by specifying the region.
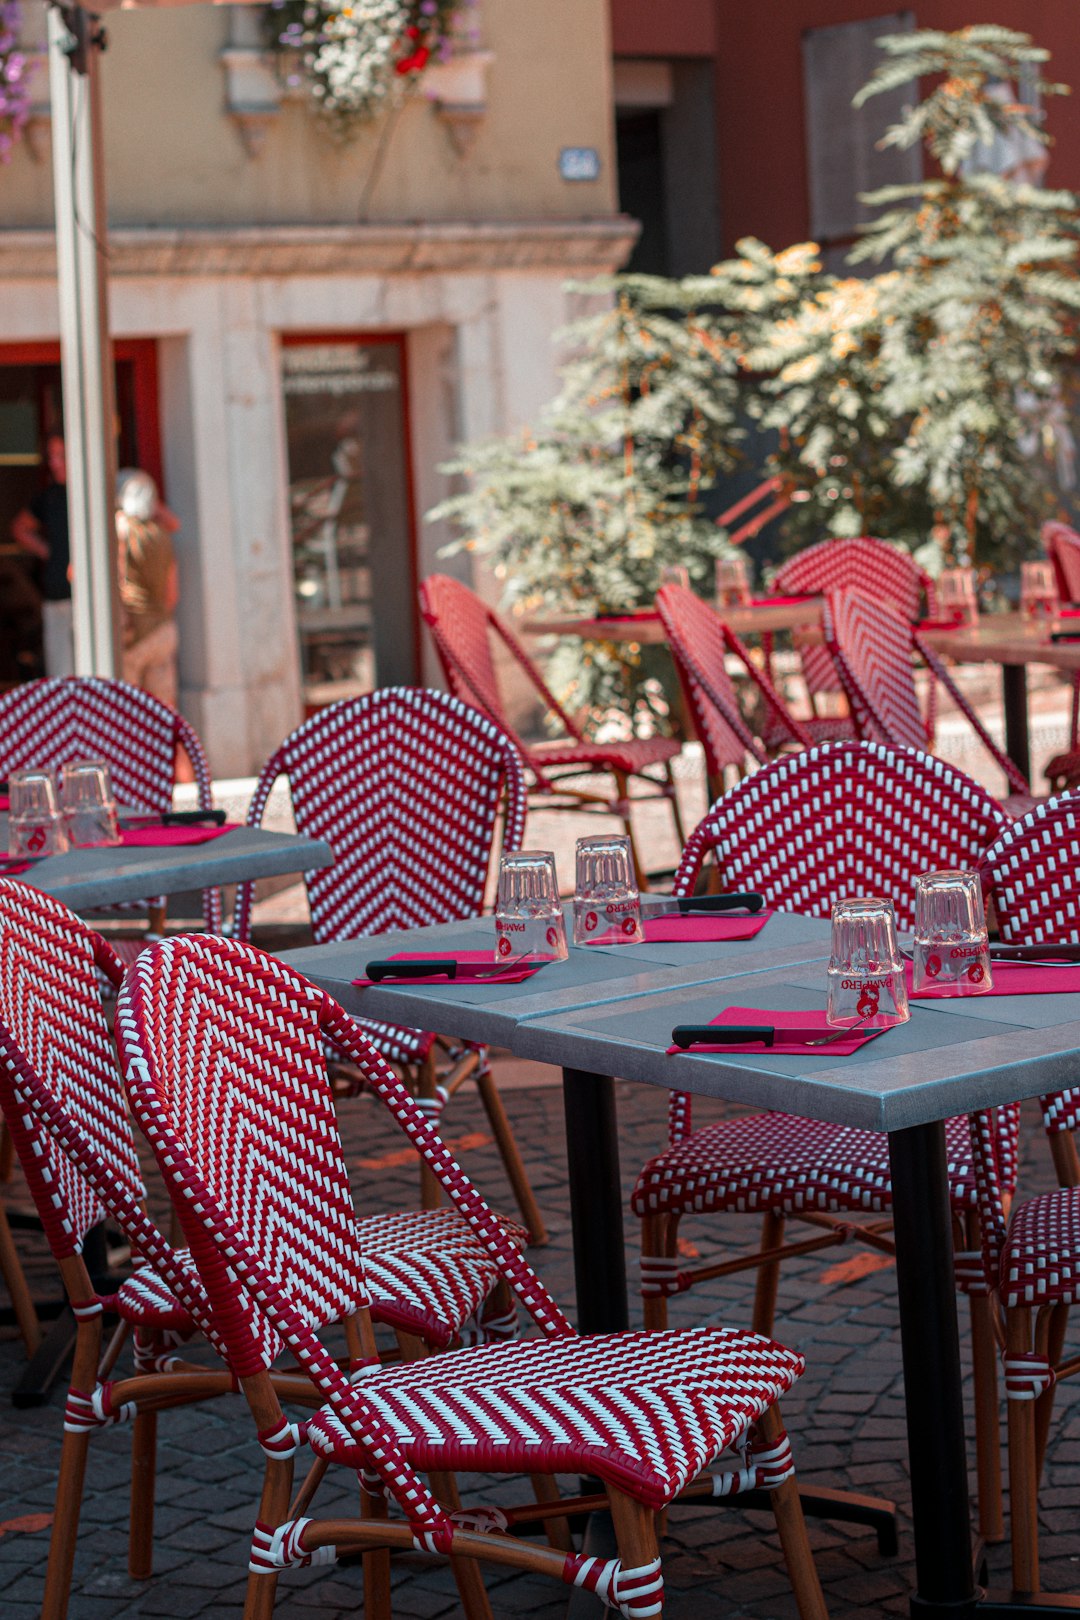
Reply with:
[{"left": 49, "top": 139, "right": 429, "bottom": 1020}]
[
  {"left": 352, "top": 949, "right": 544, "bottom": 988},
  {"left": 667, "top": 1005, "right": 887, "bottom": 1056},
  {"left": 0, "top": 860, "right": 34, "bottom": 877},
  {"left": 1058, "top": 606, "right": 1080, "bottom": 618},
  {"left": 643, "top": 910, "right": 772, "bottom": 944},
  {"left": 593, "top": 611, "right": 662, "bottom": 625},
  {"left": 120, "top": 823, "right": 239, "bottom": 848},
  {"left": 904, "top": 958, "right": 1080, "bottom": 999},
  {"left": 0, "top": 795, "right": 8, "bottom": 812}
]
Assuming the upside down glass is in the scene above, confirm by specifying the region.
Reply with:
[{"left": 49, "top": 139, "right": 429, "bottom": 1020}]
[
  {"left": 494, "top": 850, "right": 568, "bottom": 962},
  {"left": 8, "top": 769, "right": 69, "bottom": 859},
  {"left": 1020, "top": 560, "right": 1058, "bottom": 623},
  {"left": 716, "top": 555, "right": 752, "bottom": 609},
  {"left": 912, "top": 869, "right": 992, "bottom": 996},
  {"left": 826, "top": 896, "right": 910, "bottom": 1029},
  {"left": 573, "top": 834, "right": 644, "bottom": 946},
  {"left": 60, "top": 759, "right": 121, "bottom": 848},
  {"left": 938, "top": 567, "right": 980, "bottom": 628}
]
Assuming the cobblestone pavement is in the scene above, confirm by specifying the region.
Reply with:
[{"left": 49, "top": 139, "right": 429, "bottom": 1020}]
[{"left": 2, "top": 1059, "right": 1079, "bottom": 1620}]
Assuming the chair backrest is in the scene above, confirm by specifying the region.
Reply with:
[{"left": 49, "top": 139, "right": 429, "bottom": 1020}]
[
  {"left": 419, "top": 573, "right": 585, "bottom": 749},
  {"left": 673, "top": 741, "right": 1009, "bottom": 929},
  {"left": 234, "top": 686, "right": 527, "bottom": 944},
  {"left": 655, "top": 585, "right": 766, "bottom": 775},
  {"left": 978, "top": 792, "right": 1080, "bottom": 1139},
  {"left": 823, "top": 588, "right": 929, "bottom": 753},
  {"left": 774, "top": 537, "right": 933, "bottom": 697},
  {"left": 0, "top": 676, "right": 211, "bottom": 814},
  {"left": 1044, "top": 521, "right": 1080, "bottom": 603},
  {"left": 0, "top": 882, "right": 149, "bottom": 1260}
]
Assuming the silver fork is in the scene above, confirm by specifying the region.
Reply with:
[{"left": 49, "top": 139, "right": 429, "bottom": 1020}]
[
  {"left": 803, "top": 1015, "right": 874, "bottom": 1047},
  {"left": 470, "top": 952, "right": 536, "bottom": 980}
]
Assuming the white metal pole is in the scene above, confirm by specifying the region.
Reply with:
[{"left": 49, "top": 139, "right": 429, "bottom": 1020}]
[{"left": 47, "top": 3, "right": 120, "bottom": 676}]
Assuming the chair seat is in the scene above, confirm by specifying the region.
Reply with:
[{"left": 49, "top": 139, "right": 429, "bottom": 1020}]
[
  {"left": 1045, "top": 748, "right": 1080, "bottom": 791},
  {"left": 308, "top": 1325, "right": 804, "bottom": 1509},
  {"left": 631, "top": 1111, "right": 986, "bottom": 1219},
  {"left": 347, "top": 1014, "right": 435, "bottom": 1066},
  {"left": 526, "top": 736, "right": 681, "bottom": 777},
  {"left": 760, "top": 714, "right": 855, "bottom": 753},
  {"left": 1001, "top": 1186, "right": 1080, "bottom": 1308},
  {"left": 113, "top": 1208, "right": 528, "bottom": 1350}
]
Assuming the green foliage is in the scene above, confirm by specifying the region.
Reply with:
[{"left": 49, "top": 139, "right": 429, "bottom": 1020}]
[
  {"left": 757, "top": 24, "right": 1080, "bottom": 569},
  {"left": 430, "top": 280, "right": 744, "bottom": 723}
]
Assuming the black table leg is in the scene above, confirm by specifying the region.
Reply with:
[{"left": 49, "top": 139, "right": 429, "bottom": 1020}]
[
  {"left": 561, "top": 1068, "right": 629, "bottom": 1336},
  {"left": 890, "top": 1121, "right": 977, "bottom": 1620},
  {"left": 1003, "top": 665, "right": 1031, "bottom": 784}
]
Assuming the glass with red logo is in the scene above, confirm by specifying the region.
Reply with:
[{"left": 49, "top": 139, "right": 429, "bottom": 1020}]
[
  {"left": 826, "top": 896, "right": 910, "bottom": 1029},
  {"left": 8, "top": 769, "right": 69, "bottom": 859},
  {"left": 572, "top": 834, "right": 644, "bottom": 946},
  {"left": 494, "top": 851, "right": 567, "bottom": 963},
  {"left": 911, "top": 869, "right": 992, "bottom": 997},
  {"left": 1020, "top": 560, "right": 1059, "bottom": 623}
]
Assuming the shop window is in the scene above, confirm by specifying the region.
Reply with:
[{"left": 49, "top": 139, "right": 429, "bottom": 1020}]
[
  {"left": 802, "top": 12, "right": 920, "bottom": 250},
  {"left": 280, "top": 335, "right": 418, "bottom": 711}
]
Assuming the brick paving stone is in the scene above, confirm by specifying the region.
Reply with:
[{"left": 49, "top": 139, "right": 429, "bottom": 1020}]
[{"left": 2, "top": 1075, "right": 1079, "bottom": 1618}]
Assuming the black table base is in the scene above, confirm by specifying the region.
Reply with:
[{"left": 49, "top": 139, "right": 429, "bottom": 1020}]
[{"left": 1003, "top": 665, "right": 1032, "bottom": 783}]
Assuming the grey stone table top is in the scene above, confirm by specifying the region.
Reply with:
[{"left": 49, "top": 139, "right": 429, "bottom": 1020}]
[
  {"left": 2, "top": 825, "right": 333, "bottom": 909},
  {"left": 285, "top": 909, "right": 1080, "bottom": 1134}
]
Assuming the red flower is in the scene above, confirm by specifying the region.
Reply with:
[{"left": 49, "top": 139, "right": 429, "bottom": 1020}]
[{"left": 396, "top": 44, "right": 430, "bottom": 73}]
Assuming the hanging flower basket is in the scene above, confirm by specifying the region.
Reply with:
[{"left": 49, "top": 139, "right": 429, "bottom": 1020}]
[
  {"left": 0, "top": 0, "right": 33, "bottom": 162},
  {"left": 263, "top": 0, "right": 461, "bottom": 139}
]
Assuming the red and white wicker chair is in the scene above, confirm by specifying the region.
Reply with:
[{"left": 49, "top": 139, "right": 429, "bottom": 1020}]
[
  {"left": 0, "top": 880, "right": 533, "bottom": 1617},
  {"left": 772, "top": 535, "right": 936, "bottom": 725},
  {"left": 1042, "top": 521, "right": 1080, "bottom": 791},
  {"left": 823, "top": 587, "right": 1035, "bottom": 811},
  {"left": 655, "top": 583, "right": 848, "bottom": 798},
  {"left": 116, "top": 931, "right": 828, "bottom": 1620},
  {"left": 979, "top": 791, "right": 1080, "bottom": 1189},
  {"left": 233, "top": 685, "right": 545, "bottom": 1240},
  {"left": 966, "top": 1102, "right": 1080, "bottom": 1595},
  {"left": 419, "top": 573, "right": 685, "bottom": 887},
  {"left": 0, "top": 675, "right": 220, "bottom": 936},
  {"left": 632, "top": 741, "right": 1014, "bottom": 1537}
]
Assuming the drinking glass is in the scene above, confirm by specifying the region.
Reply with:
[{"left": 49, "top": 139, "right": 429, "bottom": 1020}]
[
  {"left": 59, "top": 759, "right": 121, "bottom": 848},
  {"left": 573, "top": 834, "right": 643, "bottom": 946},
  {"left": 826, "top": 896, "right": 910, "bottom": 1028},
  {"left": 938, "top": 567, "right": 980, "bottom": 628},
  {"left": 8, "top": 769, "right": 69, "bottom": 859},
  {"left": 716, "top": 555, "right": 752, "bottom": 608},
  {"left": 1020, "top": 560, "right": 1058, "bottom": 623},
  {"left": 659, "top": 565, "right": 690, "bottom": 589},
  {"left": 495, "top": 850, "right": 567, "bottom": 962},
  {"left": 912, "top": 869, "right": 992, "bottom": 996}
]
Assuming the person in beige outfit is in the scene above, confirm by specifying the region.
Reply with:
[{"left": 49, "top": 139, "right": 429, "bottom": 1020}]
[{"left": 116, "top": 469, "right": 180, "bottom": 708}]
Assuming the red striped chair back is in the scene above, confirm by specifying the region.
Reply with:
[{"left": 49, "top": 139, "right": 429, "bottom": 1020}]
[
  {"left": 234, "top": 686, "right": 526, "bottom": 944},
  {"left": 673, "top": 741, "right": 1009, "bottom": 931}
]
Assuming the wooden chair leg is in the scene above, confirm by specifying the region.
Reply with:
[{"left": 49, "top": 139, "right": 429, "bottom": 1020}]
[
  {"left": 242, "top": 1456, "right": 294, "bottom": 1620},
  {"left": 129, "top": 1408, "right": 157, "bottom": 1579},
  {"left": 608, "top": 1487, "right": 660, "bottom": 1604},
  {"left": 641, "top": 1213, "right": 671, "bottom": 1332},
  {"left": 663, "top": 758, "right": 687, "bottom": 848},
  {"left": 751, "top": 1209, "right": 785, "bottom": 1336},
  {"left": 530, "top": 1473, "right": 573, "bottom": 1553},
  {"left": 40, "top": 1316, "right": 101, "bottom": 1620},
  {"left": 0, "top": 1199, "right": 41, "bottom": 1355},
  {"left": 614, "top": 770, "right": 648, "bottom": 891},
  {"left": 414, "top": 1053, "right": 443, "bottom": 1211},
  {"left": 474, "top": 1068, "right": 547, "bottom": 1245},
  {"left": 0, "top": 1120, "right": 14, "bottom": 1180},
  {"left": 759, "top": 1403, "right": 828, "bottom": 1620},
  {"left": 361, "top": 1481, "right": 393, "bottom": 1620},
  {"left": 1048, "top": 1129, "right": 1080, "bottom": 1188},
  {"left": 428, "top": 1470, "right": 494, "bottom": 1620},
  {"left": 967, "top": 1212, "right": 1004, "bottom": 1543},
  {"left": 1006, "top": 1307, "right": 1041, "bottom": 1597},
  {"left": 147, "top": 902, "right": 168, "bottom": 938},
  {"left": 1034, "top": 1303, "right": 1068, "bottom": 1485}
]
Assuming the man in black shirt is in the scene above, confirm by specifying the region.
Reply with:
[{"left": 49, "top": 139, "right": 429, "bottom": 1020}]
[{"left": 11, "top": 434, "right": 73, "bottom": 677}]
